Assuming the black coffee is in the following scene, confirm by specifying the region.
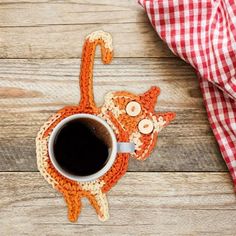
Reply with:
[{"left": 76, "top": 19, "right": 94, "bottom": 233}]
[{"left": 53, "top": 118, "right": 111, "bottom": 176}]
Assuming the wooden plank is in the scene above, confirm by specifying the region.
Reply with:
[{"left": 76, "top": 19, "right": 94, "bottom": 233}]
[
  {"left": 0, "top": 0, "right": 174, "bottom": 58},
  {"left": 0, "top": 172, "right": 235, "bottom": 235},
  {"left": 0, "top": 0, "right": 146, "bottom": 26},
  {"left": 0, "top": 23, "right": 172, "bottom": 59},
  {"left": 0, "top": 58, "right": 225, "bottom": 171}
]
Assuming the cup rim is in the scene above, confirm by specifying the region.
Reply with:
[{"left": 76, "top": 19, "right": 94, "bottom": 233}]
[{"left": 48, "top": 113, "right": 117, "bottom": 182}]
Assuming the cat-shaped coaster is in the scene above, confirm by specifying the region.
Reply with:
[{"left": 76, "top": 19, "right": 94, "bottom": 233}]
[{"left": 36, "top": 30, "right": 175, "bottom": 222}]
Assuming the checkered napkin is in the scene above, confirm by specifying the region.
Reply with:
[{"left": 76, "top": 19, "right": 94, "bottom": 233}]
[{"left": 139, "top": 0, "right": 236, "bottom": 187}]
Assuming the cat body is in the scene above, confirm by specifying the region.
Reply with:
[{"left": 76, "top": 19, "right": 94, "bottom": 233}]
[{"left": 36, "top": 31, "right": 175, "bottom": 222}]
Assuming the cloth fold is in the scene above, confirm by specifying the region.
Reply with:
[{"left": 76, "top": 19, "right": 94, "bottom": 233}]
[{"left": 139, "top": 0, "right": 236, "bottom": 187}]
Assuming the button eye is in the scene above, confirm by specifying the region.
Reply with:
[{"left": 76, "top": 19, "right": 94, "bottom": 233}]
[
  {"left": 138, "top": 119, "right": 154, "bottom": 134},
  {"left": 126, "top": 101, "right": 141, "bottom": 117}
]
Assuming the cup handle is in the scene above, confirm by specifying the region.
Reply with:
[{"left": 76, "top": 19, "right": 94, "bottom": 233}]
[{"left": 117, "top": 142, "right": 135, "bottom": 153}]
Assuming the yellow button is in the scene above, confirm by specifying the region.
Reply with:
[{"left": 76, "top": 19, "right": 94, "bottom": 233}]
[
  {"left": 126, "top": 101, "right": 141, "bottom": 116},
  {"left": 138, "top": 119, "right": 154, "bottom": 134}
]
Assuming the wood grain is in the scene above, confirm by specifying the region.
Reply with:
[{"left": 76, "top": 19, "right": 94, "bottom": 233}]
[
  {"left": 0, "top": 0, "right": 146, "bottom": 26},
  {"left": 0, "top": 172, "right": 235, "bottom": 235},
  {"left": 0, "top": 0, "right": 174, "bottom": 58},
  {"left": 0, "top": 58, "right": 225, "bottom": 171}
]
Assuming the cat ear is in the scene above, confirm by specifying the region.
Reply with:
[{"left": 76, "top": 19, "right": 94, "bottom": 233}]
[
  {"left": 139, "top": 86, "right": 160, "bottom": 112},
  {"left": 155, "top": 112, "right": 176, "bottom": 130}
]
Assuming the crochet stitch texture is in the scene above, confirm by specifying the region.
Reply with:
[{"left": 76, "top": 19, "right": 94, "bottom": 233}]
[{"left": 36, "top": 30, "right": 175, "bottom": 222}]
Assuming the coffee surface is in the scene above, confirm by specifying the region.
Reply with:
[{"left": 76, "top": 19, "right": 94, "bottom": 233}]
[{"left": 53, "top": 119, "right": 110, "bottom": 176}]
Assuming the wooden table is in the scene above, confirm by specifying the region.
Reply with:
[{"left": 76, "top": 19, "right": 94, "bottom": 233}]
[{"left": 1, "top": 1, "right": 236, "bottom": 235}]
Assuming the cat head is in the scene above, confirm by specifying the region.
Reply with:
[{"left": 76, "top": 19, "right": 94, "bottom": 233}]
[{"left": 101, "top": 86, "right": 175, "bottom": 160}]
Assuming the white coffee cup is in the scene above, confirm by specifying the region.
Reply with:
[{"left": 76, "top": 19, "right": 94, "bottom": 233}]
[{"left": 48, "top": 114, "right": 135, "bottom": 182}]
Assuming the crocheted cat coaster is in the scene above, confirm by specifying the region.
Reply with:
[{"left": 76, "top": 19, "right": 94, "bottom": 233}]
[{"left": 36, "top": 30, "right": 175, "bottom": 222}]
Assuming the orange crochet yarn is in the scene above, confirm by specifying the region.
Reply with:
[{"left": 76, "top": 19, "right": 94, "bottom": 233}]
[{"left": 36, "top": 30, "right": 175, "bottom": 222}]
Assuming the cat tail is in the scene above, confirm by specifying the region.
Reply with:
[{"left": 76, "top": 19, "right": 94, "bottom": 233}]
[{"left": 79, "top": 30, "right": 113, "bottom": 111}]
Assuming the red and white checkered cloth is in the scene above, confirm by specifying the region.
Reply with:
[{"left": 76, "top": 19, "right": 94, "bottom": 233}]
[{"left": 139, "top": 0, "right": 236, "bottom": 187}]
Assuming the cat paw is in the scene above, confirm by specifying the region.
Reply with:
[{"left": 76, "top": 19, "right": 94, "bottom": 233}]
[
  {"left": 68, "top": 211, "right": 79, "bottom": 222},
  {"left": 98, "top": 211, "right": 109, "bottom": 222}
]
